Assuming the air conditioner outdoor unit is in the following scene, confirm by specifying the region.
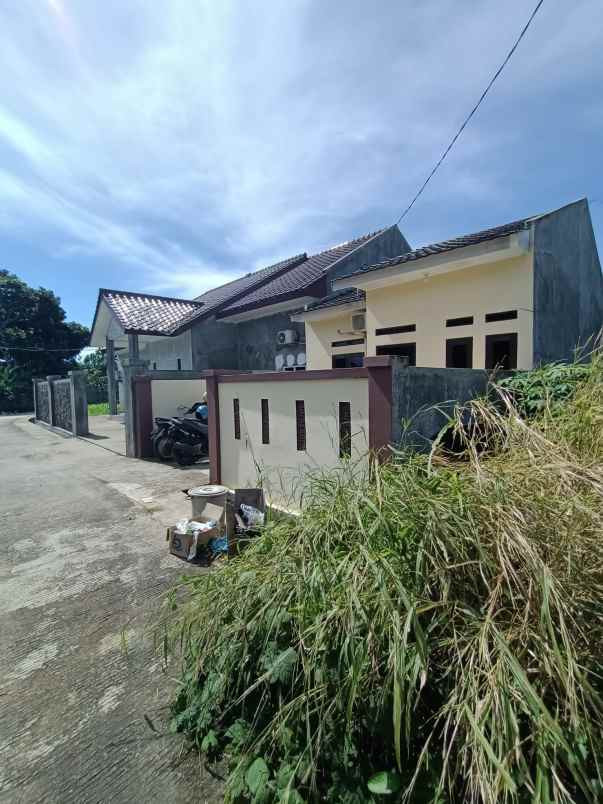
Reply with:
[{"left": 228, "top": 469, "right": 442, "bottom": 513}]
[
  {"left": 277, "top": 329, "right": 299, "bottom": 346},
  {"left": 351, "top": 313, "right": 366, "bottom": 331}
]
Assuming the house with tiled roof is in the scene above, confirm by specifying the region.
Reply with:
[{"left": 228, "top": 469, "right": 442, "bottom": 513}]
[
  {"left": 293, "top": 199, "right": 603, "bottom": 371},
  {"left": 89, "top": 225, "right": 408, "bottom": 378},
  {"left": 90, "top": 198, "right": 602, "bottom": 408}
]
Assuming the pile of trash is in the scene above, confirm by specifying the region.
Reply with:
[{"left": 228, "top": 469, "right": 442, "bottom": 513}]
[{"left": 172, "top": 518, "right": 228, "bottom": 564}]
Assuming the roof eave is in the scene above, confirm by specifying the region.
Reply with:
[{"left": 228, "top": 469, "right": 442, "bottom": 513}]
[
  {"left": 291, "top": 298, "right": 366, "bottom": 323},
  {"left": 333, "top": 230, "right": 532, "bottom": 292},
  {"left": 217, "top": 278, "right": 327, "bottom": 320}
]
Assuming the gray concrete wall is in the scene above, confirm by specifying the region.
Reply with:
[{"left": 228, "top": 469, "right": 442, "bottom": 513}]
[
  {"left": 236, "top": 313, "right": 306, "bottom": 371},
  {"left": 191, "top": 316, "right": 240, "bottom": 370},
  {"left": 533, "top": 199, "right": 603, "bottom": 364},
  {"left": 391, "top": 362, "right": 489, "bottom": 449},
  {"left": 326, "top": 225, "right": 411, "bottom": 284}
]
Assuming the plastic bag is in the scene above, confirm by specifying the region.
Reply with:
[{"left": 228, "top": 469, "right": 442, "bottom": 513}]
[{"left": 240, "top": 504, "right": 265, "bottom": 528}]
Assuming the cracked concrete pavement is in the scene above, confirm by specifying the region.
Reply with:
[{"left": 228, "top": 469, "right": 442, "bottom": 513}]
[{"left": 0, "top": 415, "right": 223, "bottom": 803}]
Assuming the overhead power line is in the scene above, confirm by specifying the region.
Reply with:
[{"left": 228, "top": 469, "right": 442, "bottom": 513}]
[
  {"left": 394, "top": 0, "right": 546, "bottom": 226},
  {"left": 0, "top": 344, "right": 87, "bottom": 352}
]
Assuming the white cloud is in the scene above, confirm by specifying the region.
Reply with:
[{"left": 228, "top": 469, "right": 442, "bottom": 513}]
[{"left": 0, "top": 0, "right": 601, "bottom": 303}]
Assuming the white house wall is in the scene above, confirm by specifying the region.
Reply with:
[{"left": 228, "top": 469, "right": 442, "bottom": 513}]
[{"left": 139, "top": 330, "right": 193, "bottom": 371}]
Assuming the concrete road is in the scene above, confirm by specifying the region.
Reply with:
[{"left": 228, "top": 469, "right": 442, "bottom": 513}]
[{"left": 0, "top": 416, "right": 222, "bottom": 803}]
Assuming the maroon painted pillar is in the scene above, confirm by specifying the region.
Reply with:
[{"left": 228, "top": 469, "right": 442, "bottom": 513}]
[
  {"left": 364, "top": 356, "right": 393, "bottom": 461},
  {"left": 205, "top": 371, "right": 221, "bottom": 484},
  {"left": 133, "top": 375, "right": 153, "bottom": 458}
]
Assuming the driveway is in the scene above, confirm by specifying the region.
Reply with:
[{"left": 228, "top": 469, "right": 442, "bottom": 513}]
[{"left": 0, "top": 416, "right": 222, "bottom": 803}]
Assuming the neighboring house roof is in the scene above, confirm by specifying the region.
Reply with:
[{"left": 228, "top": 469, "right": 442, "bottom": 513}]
[
  {"left": 296, "top": 287, "right": 366, "bottom": 315},
  {"left": 217, "top": 229, "right": 386, "bottom": 317},
  {"left": 92, "top": 229, "right": 387, "bottom": 341},
  {"left": 98, "top": 289, "right": 204, "bottom": 336},
  {"left": 336, "top": 218, "right": 531, "bottom": 282},
  {"left": 193, "top": 253, "right": 308, "bottom": 315}
]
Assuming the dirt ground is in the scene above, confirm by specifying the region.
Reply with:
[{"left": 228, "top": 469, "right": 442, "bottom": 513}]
[{"left": 0, "top": 415, "right": 223, "bottom": 803}]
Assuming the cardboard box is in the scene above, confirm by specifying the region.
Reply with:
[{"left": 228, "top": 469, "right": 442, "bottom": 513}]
[
  {"left": 167, "top": 520, "right": 220, "bottom": 560},
  {"left": 167, "top": 527, "right": 194, "bottom": 559}
]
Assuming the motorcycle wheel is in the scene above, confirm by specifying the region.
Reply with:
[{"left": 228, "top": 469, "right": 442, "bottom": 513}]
[
  {"left": 154, "top": 436, "right": 174, "bottom": 460},
  {"left": 175, "top": 452, "right": 195, "bottom": 466}
]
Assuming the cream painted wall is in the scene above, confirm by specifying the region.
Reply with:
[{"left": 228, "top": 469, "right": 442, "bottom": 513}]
[
  {"left": 305, "top": 311, "right": 366, "bottom": 370},
  {"left": 365, "top": 254, "right": 534, "bottom": 369},
  {"left": 218, "top": 378, "right": 369, "bottom": 505},
  {"left": 151, "top": 378, "right": 206, "bottom": 419}
]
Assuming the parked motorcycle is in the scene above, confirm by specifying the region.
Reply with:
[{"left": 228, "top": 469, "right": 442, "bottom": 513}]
[{"left": 151, "top": 402, "right": 209, "bottom": 465}]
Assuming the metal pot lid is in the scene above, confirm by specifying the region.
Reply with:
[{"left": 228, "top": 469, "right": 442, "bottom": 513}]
[{"left": 188, "top": 484, "right": 228, "bottom": 497}]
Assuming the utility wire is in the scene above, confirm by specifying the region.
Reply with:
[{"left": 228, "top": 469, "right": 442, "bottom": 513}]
[
  {"left": 0, "top": 344, "right": 87, "bottom": 352},
  {"left": 394, "top": 0, "right": 546, "bottom": 226}
]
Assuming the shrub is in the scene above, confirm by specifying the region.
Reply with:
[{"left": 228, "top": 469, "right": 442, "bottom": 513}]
[
  {"left": 498, "top": 360, "right": 591, "bottom": 418},
  {"left": 159, "top": 356, "right": 603, "bottom": 803}
]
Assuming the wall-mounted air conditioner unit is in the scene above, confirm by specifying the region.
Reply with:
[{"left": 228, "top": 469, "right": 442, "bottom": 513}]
[
  {"left": 351, "top": 313, "right": 366, "bottom": 332},
  {"left": 277, "top": 329, "right": 299, "bottom": 346}
]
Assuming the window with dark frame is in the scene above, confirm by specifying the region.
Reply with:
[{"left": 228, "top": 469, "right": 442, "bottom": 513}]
[
  {"left": 295, "top": 400, "right": 306, "bottom": 451},
  {"left": 375, "top": 342, "right": 416, "bottom": 365},
  {"left": 375, "top": 324, "right": 416, "bottom": 336},
  {"left": 331, "top": 337, "right": 365, "bottom": 348},
  {"left": 446, "top": 315, "right": 474, "bottom": 328},
  {"left": 261, "top": 398, "right": 269, "bottom": 444},
  {"left": 332, "top": 353, "right": 364, "bottom": 369},
  {"left": 177, "top": 358, "right": 182, "bottom": 370},
  {"left": 446, "top": 337, "right": 473, "bottom": 369},
  {"left": 485, "top": 309, "right": 518, "bottom": 323},
  {"left": 233, "top": 398, "right": 240, "bottom": 440},
  {"left": 485, "top": 333, "right": 518, "bottom": 370},
  {"left": 339, "top": 401, "right": 351, "bottom": 458}
]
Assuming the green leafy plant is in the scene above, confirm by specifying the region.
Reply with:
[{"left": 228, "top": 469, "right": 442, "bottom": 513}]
[
  {"left": 498, "top": 359, "right": 591, "bottom": 417},
  {"left": 0, "top": 364, "right": 16, "bottom": 401},
  {"left": 159, "top": 352, "right": 603, "bottom": 803}
]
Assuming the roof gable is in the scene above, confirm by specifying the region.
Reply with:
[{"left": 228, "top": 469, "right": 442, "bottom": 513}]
[{"left": 98, "top": 289, "right": 204, "bottom": 336}]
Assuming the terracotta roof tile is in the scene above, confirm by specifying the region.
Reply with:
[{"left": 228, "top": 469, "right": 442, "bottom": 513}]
[{"left": 101, "top": 289, "right": 203, "bottom": 336}]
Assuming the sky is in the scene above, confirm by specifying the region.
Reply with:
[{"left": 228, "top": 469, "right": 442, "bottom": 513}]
[{"left": 0, "top": 0, "right": 602, "bottom": 328}]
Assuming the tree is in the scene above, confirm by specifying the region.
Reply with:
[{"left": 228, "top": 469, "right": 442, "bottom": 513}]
[
  {"left": 0, "top": 364, "right": 16, "bottom": 401},
  {"left": 0, "top": 270, "right": 90, "bottom": 411},
  {"left": 80, "top": 349, "right": 106, "bottom": 389}
]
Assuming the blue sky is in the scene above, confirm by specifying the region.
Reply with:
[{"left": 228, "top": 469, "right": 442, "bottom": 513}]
[{"left": 1, "top": 0, "right": 602, "bottom": 328}]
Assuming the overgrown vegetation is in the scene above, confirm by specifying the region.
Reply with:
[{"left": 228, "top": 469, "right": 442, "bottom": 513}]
[
  {"left": 88, "top": 402, "right": 110, "bottom": 416},
  {"left": 159, "top": 352, "right": 603, "bottom": 803},
  {"left": 498, "top": 360, "right": 592, "bottom": 417}
]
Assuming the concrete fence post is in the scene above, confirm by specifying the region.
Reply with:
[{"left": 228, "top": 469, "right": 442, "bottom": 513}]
[
  {"left": 132, "top": 375, "right": 153, "bottom": 458},
  {"left": 106, "top": 337, "right": 118, "bottom": 415},
  {"left": 205, "top": 371, "right": 221, "bottom": 484},
  {"left": 121, "top": 356, "right": 149, "bottom": 457},
  {"left": 32, "top": 379, "right": 39, "bottom": 420},
  {"left": 364, "top": 356, "right": 394, "bottom": 462},
  {"left": 68, "top": 370, "right": 89, "bottom": 436},
  {"left": 45, "top": 375, "right": 61, "bottom": 428}
]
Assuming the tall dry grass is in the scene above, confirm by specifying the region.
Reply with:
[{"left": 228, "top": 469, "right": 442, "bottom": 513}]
[{"left": 160, "top": 353, "right": 603, "bottom": 803}]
